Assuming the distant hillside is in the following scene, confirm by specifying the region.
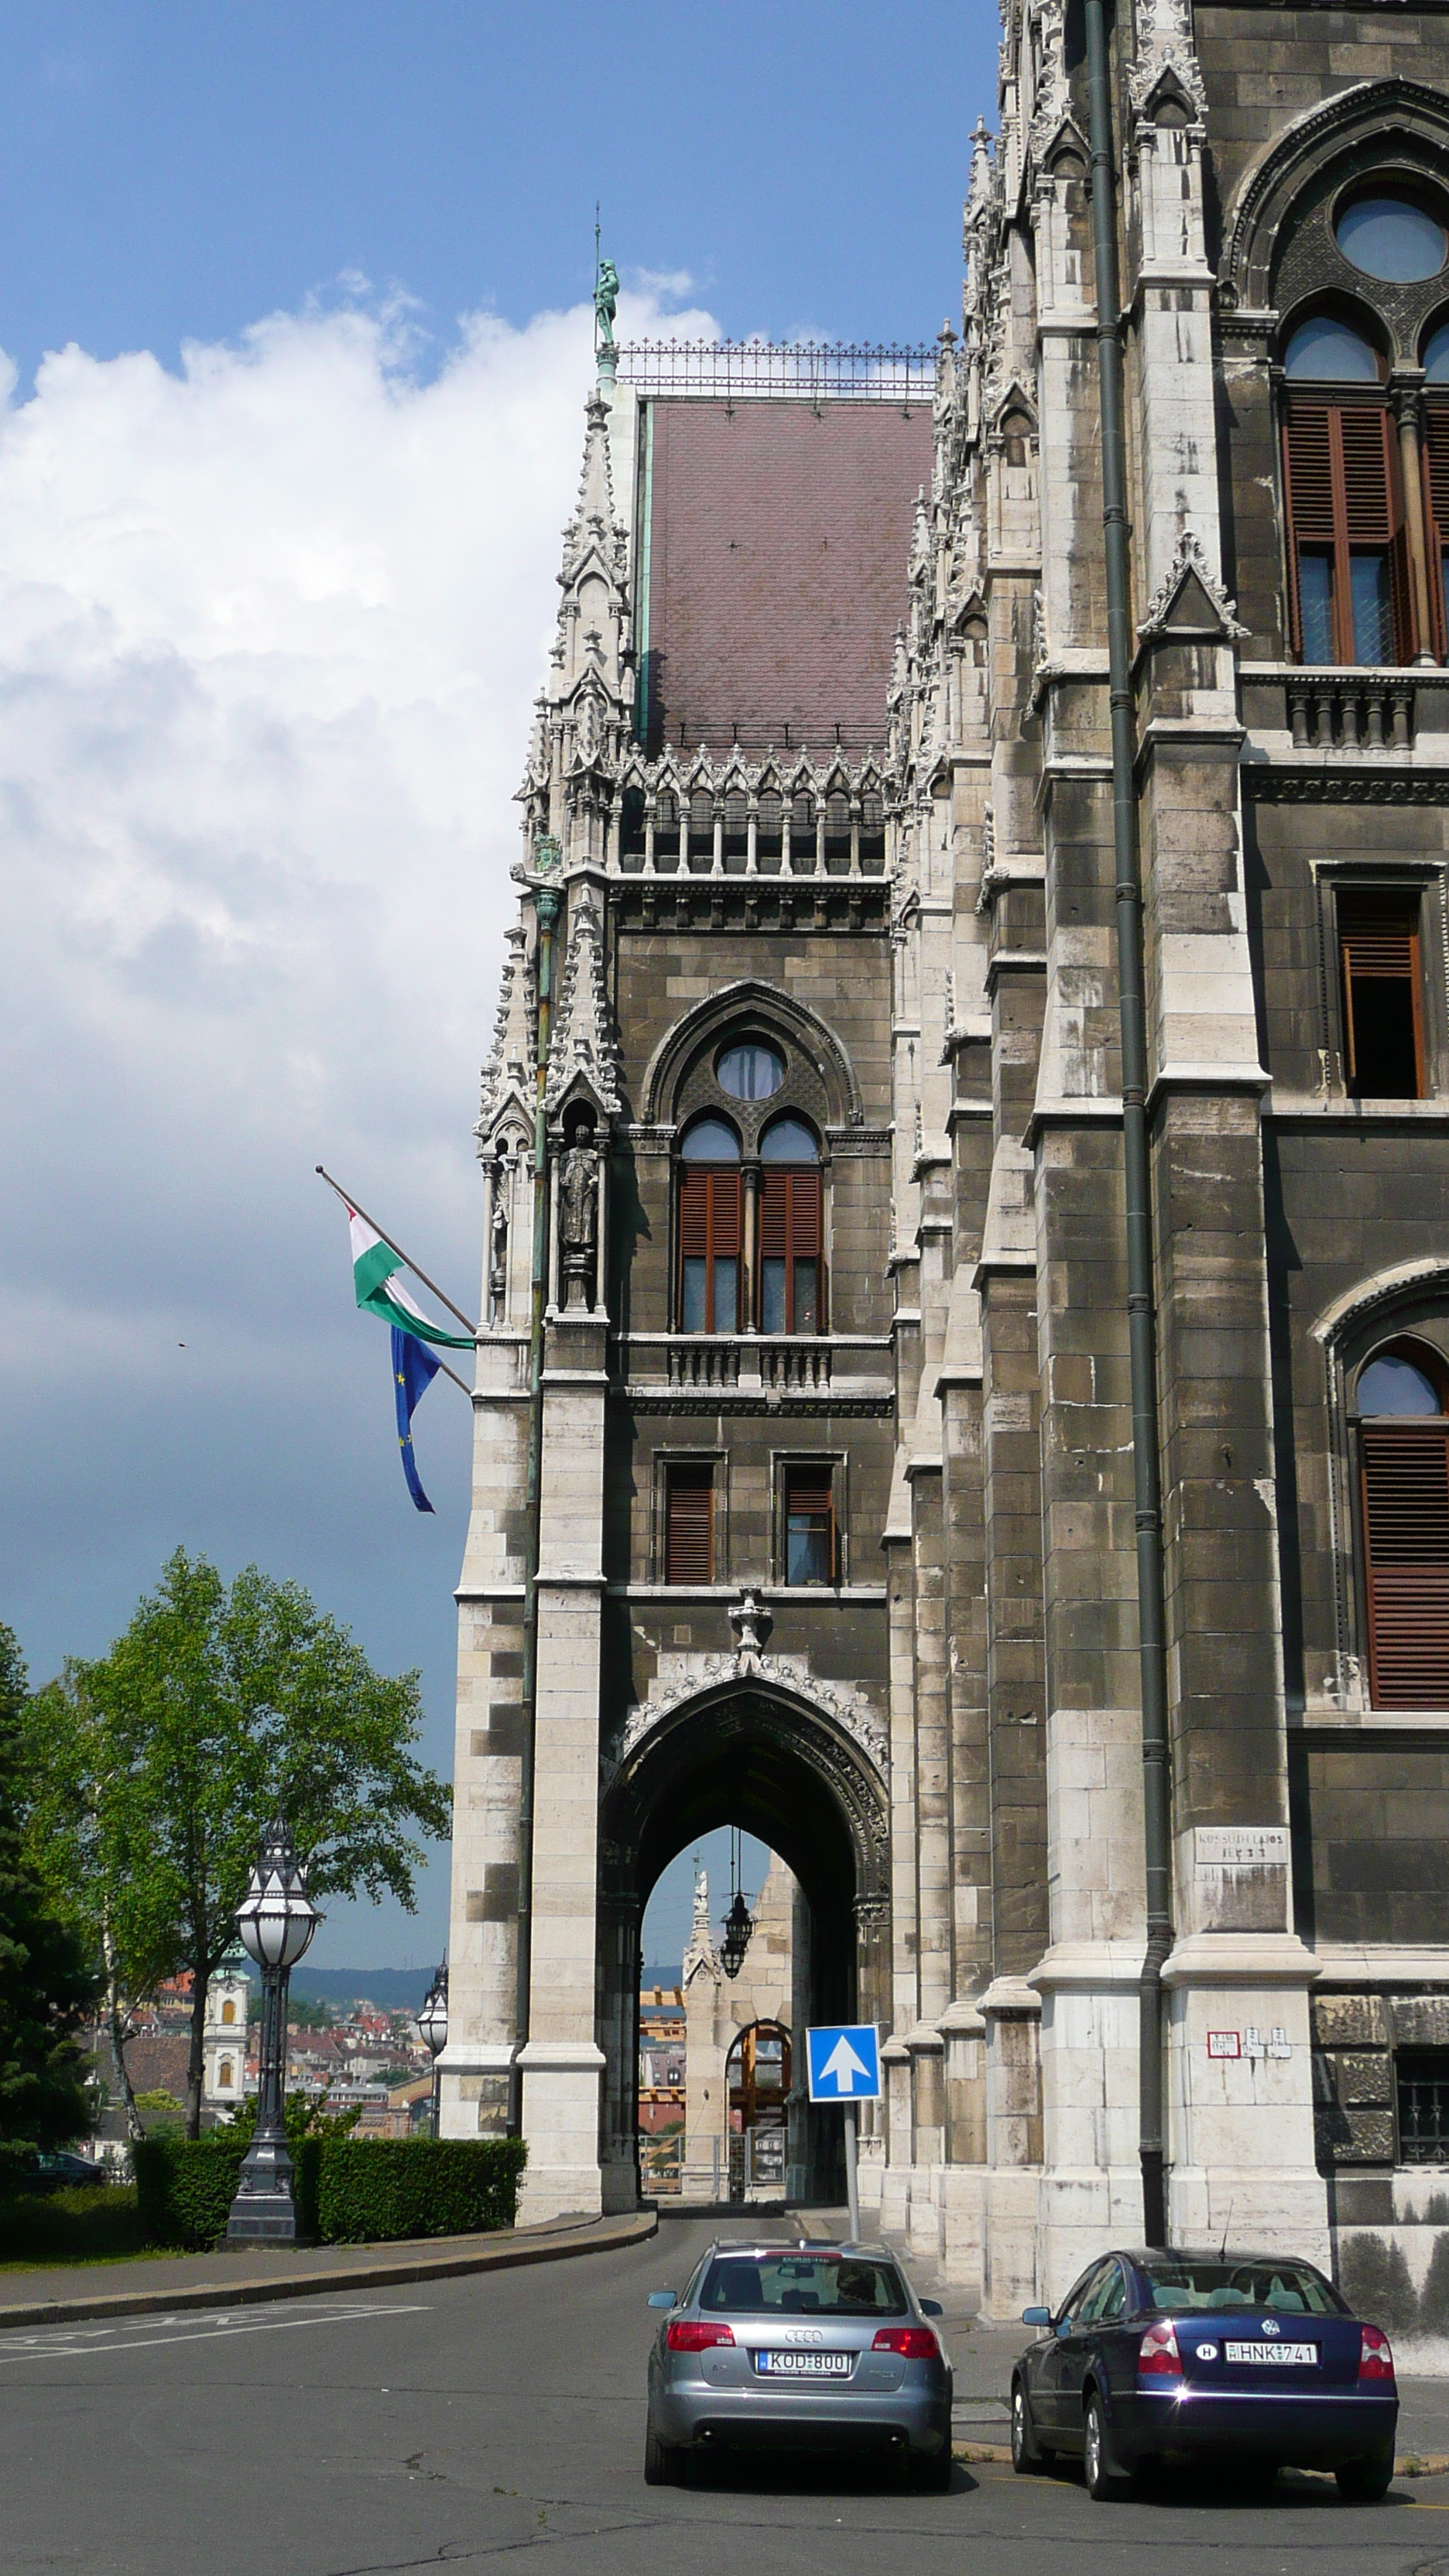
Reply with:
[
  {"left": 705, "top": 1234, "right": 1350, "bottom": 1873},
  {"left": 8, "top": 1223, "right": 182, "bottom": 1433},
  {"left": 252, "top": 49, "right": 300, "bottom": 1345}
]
[
  {"left": 237, "top": 1965, "right": 433, "bottom": 2014},
  {"left": 642, "top": 1960, "right": 683, "bottom": 1990}
]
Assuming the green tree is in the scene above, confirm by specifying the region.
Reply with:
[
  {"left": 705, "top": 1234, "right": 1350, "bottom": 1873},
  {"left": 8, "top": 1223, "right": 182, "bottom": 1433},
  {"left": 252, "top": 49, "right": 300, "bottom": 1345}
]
[
  {"left": 25, "top": 1550, "right": 451, "bottom": 2139},
  {"left": 0, "top": 1625, "right": 98, "bottom": 2153}
]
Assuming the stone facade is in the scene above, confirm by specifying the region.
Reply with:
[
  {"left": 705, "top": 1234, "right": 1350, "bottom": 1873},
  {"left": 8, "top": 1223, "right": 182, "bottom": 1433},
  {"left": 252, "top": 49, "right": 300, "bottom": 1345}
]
[{"left": 441, "top": 0, "right": 1449, "bottom": 2317}]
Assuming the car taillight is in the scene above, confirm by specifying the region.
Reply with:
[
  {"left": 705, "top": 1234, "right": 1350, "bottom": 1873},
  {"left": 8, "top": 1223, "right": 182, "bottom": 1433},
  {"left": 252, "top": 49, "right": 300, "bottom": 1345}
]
[
  {"left": 1138, "top": 2320, "right": 1182, "bottom": 2379},
  {"left": 1359, "top": 2325, "right": 1395, "bottom": 2383},
  {"left": 872, "top": 2326, "right": 940, "bottom": 2359},
  {"left": 666, "top": 2319, "right": 735, "bottom": 2353}
]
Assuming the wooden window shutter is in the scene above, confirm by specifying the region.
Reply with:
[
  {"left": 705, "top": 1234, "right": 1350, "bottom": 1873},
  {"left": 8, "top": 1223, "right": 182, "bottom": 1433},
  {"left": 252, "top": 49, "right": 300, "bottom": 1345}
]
[
  {"left": 759, "top": 1166, "right": 823, "bottom": 1329},
  {"left": 786, "top": 1465, "right": 834, "bottom": 1516},
  {"left": 678, "top": 1166, "right": 710, "bottom": 1259},
  {"left": 1337, "top": 406, "right": 1394, "bottom": 545},
  {"left": 1362, "top": 1421, "right": 1449, "bottom": 1707},
  {"left": 1338, "top": 892, "right": 1419, "bottom": 984},
  {"left": 665, "top": 1463, "right": 714, "bottom": 1584},
  {"left": 1283, "top": 406, "right": 1335, "bottom": 543},
  {"left": 1426, "top": 396, "right": 1449, "bottom": 659},
  {"left": 709, "top": 1169, "right": 741, "bottom": 1256},
  {"left": 1337, "top": 889, "right": 1423, "bottom": 1093}
]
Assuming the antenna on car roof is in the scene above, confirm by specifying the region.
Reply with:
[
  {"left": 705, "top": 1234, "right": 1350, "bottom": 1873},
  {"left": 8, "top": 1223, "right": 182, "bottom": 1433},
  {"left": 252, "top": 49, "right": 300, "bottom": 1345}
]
[{"left": 1218, "top": 2200, "right": 1234, "bottom": 2262}]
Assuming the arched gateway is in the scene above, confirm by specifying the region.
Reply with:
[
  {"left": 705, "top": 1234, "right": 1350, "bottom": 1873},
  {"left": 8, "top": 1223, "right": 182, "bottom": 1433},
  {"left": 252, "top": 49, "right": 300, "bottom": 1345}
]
[{"left": 598, "top": 1666, "right": 890, "bottom": 2209}]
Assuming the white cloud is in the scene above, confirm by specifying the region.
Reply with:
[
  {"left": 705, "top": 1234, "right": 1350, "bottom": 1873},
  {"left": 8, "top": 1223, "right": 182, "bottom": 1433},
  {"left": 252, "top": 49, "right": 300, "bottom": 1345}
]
[{"left": 0, "top": 279, "right": 716, "bottom": 1965}]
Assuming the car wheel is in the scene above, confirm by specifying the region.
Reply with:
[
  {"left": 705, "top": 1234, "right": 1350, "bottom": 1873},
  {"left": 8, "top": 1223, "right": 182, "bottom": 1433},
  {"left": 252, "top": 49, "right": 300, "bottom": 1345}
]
[
  {"left": 1083, "top": 2394, "right": 1133, "bottom": 2502},
  {"left": 643, "top": 2422, "right": 683, "bottom": 2486},
  {"left": 909, "top": 2441, "right": 954, "bottom": 2493},
  {"left": 1335, "top": 2452, "right": 1395, "bottom": 2504},
  {"left": 1011, "top": 2380, "right": 1046, "bottom": 2475}
]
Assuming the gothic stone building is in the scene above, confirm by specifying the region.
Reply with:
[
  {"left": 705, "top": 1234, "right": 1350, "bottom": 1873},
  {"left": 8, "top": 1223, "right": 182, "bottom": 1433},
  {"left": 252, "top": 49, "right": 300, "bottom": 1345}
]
[{"left": 442, "top": 0, "right": 1449, "bottom": 2323}]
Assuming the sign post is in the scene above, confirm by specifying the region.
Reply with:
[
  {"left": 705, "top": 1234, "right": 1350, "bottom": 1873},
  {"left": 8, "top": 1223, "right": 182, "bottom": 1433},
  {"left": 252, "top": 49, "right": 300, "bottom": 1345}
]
[{"left": 805, "top": 2023, "right": 882, "bottom": 2242}]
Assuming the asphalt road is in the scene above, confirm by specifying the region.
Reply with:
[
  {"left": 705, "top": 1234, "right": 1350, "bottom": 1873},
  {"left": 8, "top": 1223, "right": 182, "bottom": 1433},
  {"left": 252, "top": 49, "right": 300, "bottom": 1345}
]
[{"left": 5, "top": 2215, "right": 1449, "bottom": 2576}]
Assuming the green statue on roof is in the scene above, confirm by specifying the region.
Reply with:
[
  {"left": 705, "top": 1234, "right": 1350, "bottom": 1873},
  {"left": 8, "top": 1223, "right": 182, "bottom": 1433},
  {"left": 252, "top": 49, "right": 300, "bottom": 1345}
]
[{"left": 594, "top": 257, "right": 619, "bottom": 352}]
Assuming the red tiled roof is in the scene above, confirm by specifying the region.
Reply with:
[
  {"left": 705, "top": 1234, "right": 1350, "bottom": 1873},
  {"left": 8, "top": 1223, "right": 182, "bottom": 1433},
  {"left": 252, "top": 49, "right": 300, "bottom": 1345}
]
[{"left": 642, "top": 399, "right": 931, "bottom": 758}]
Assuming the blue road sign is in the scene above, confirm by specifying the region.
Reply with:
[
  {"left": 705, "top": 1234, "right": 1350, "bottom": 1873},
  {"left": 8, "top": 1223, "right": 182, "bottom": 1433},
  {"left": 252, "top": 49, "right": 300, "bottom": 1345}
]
[{"left": 806, "top": 2023, "right": 882, "bottom": 2103}]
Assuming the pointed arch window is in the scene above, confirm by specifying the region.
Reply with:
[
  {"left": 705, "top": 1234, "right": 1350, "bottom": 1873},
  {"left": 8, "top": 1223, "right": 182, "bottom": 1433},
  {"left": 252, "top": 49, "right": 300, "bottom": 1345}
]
[
  {"left": 1356, "top": 1339, "right": 1449, "bottom": 1707},
  {"left": 1283, "top": 318, "right": 1407, "bottom": 665},
  {"left": 677, "top": 1118, "right": 740, "bottom": 1333},
  {"left": 759, "top": 1117, "right": 823, "bottom": 1334}
]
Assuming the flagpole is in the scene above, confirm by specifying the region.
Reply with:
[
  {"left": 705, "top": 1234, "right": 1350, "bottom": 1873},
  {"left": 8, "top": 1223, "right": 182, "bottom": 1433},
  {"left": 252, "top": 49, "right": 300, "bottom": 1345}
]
[
  {"left": 423, "top": 1353, "right": 472, "bottom": 1397},
  {"left": 314, "top": 1164, "right": 478, "bottom": 1336}
]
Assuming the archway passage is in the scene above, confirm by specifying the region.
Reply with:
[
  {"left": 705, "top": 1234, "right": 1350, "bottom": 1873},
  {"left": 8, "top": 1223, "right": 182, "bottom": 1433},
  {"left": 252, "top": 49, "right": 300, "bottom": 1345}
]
[
  {"left": 726, "top": 2019, "right": 791, "bottom": 2201},
  {"left": 598, "top": 1680, "right": 889, "bottom": 2211}
]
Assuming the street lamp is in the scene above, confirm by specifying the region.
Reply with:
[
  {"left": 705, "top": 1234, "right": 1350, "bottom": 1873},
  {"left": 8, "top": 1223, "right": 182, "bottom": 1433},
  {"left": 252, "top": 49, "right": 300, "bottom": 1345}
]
[
  {"left": 226, "top": 1814, "right": 320, "bottom": 2244},
  {"left": 420, "top": 1960, "right": 448, "bottom": 2136},
  {"left": 720, "top": 1889, "right": 754, "bottom": 1982}
]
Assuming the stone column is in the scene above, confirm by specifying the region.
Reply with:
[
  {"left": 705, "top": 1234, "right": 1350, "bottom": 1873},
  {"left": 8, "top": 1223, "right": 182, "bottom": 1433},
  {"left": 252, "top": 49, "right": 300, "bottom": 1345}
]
[{"left": 516, "top": 1303, "right": 609, "bottom": 2221}]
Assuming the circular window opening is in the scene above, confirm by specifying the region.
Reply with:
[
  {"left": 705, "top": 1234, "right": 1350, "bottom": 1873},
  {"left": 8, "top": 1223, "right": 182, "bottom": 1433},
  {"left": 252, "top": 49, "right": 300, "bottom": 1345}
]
[
  {"left": 1424, "top": 319, "right": 1449, "bottom": 383},
  {"left": 1336, "top": 193, "right": 1447, "bottom": 284},
  {"left": 717, "top": 1042, "right": 785, "bottom": 1101},
  {"left": 1357, "top": 1344, "right": 1446, "bottom": 1416},
  {"left": 1283, "top": 313, "right": 1381, "bottom": 381}
]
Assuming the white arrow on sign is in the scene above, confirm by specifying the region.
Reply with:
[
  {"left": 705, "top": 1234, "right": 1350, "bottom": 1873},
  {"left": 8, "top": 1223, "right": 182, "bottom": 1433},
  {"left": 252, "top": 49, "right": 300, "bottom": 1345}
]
[{"left": 818, "top": 2034, "right": 871, "bottom": 2094}]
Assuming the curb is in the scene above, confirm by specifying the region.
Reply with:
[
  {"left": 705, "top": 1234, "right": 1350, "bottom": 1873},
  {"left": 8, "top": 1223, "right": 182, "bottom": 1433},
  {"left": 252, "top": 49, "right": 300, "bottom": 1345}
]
[
  {"left": 950, "top": 2443, "right": 1449, "bottom": 2477},
  {"left": 0, "top": 2205, "right": 658, "bottom": 2333}
]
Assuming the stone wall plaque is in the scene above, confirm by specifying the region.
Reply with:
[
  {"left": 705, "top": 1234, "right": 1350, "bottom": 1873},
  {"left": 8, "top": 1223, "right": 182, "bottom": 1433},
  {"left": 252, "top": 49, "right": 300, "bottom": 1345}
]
[
  {"left": 1195, "top": 1827, "right": 1290, "bottom": 1869},
  {"left": 1193, "top": 1825, "right": 1290, "bottom": 1931}
]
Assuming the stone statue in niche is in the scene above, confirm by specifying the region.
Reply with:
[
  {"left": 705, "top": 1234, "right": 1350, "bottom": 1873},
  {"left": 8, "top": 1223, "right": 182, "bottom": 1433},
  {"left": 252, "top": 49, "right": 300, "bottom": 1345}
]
[
  {"left": 559, "top": 1132, "right": 598, "bottom": 1308},
  {"left": 488, "top": 1152, "right": 511, "bottom": 1325}
]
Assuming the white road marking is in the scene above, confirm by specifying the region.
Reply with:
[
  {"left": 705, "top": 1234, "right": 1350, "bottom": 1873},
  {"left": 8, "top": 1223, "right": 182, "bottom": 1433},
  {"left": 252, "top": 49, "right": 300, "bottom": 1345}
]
[{"left": 0, "top": 2300, "right": 429, "bottom": 2362}]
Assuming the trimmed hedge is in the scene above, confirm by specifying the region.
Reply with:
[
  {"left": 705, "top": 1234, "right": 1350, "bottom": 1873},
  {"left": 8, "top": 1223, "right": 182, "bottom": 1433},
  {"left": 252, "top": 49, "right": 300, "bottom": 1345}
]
[
  {"left": 135, "top": 2132, "right": 528, "bottom": 2251},
  {"left": 0, "top": 2184, "right": 149, "bottom": 2266}
]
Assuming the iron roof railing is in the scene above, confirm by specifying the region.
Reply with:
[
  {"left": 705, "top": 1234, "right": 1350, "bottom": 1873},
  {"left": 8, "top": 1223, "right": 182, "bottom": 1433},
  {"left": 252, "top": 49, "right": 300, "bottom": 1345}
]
[{"left": 613, "top": 338, "right": 936, "bottom": 403}]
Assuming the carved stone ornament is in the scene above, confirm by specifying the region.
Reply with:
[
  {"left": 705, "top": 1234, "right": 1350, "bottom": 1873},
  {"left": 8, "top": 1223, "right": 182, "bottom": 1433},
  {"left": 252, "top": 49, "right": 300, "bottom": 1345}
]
[
  {"left": 603, "top": 1642, "right": 889, "bottom": 1786},
  {"left": 1128, "top": 0, "right": 1206, "bottom": 124},
  {"left": 1137, "top": 529, "right": 1248, "bottom": 642}
]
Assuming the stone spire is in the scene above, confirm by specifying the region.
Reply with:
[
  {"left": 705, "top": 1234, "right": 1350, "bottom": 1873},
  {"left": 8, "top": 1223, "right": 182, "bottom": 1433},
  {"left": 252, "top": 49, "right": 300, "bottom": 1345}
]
[
  {"left": 476, "top": 920, "right": 535, "bottom": 1151},
  {"left": 682, "top": 1863, "right": 718, "bottom": 1984},
  {"left": 546, "top": 889, "right": 621, "bottom": 1120}
]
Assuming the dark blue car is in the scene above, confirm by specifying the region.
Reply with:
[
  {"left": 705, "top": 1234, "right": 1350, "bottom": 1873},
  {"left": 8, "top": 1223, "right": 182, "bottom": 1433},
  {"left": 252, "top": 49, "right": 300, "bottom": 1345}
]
[{"left": 1011, "top": 2249, "right": 1397, "bottom": 2503}]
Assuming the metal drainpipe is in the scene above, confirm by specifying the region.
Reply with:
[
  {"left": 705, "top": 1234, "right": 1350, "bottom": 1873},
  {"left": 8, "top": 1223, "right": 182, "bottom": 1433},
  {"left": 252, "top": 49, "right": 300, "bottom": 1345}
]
[
  {"left": 510, "top": 851, "right": 560, "bottom": 2137},
  {"left": 1084, "top": 0, "right": 1173, "bottom": 2250}
]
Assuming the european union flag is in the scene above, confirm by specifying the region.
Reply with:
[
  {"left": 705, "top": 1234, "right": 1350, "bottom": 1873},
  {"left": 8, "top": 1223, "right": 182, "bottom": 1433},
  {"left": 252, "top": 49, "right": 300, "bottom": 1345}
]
[{"left": 391, "top": 1325, "right": 442, "bottom": 1512}]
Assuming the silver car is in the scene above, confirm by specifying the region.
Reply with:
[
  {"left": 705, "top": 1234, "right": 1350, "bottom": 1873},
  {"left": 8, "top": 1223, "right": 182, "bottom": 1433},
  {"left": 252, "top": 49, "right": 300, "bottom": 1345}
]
[{"left": 644, "top": 2239, "right": 954, "bottom": 2488}]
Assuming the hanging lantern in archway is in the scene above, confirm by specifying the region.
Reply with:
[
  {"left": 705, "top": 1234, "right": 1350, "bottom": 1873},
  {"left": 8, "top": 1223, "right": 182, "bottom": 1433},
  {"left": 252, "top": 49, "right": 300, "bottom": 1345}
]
[{"left": 721, "top": 1887, "right": 754, "bottom": 1980}]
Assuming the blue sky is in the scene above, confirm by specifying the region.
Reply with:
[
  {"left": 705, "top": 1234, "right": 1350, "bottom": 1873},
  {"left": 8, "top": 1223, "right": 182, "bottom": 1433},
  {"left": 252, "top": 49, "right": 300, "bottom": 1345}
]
[
  {"left": 2, "top": 3, "right": 995, "bottom": 384},
  {"left": 0, "top": 2, "right": 996, "bottom": 1972}
]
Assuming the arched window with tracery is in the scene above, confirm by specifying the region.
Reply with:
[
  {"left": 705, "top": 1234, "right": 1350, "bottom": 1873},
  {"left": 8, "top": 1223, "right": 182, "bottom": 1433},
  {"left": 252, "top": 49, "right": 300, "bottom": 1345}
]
[
  {"left": 677, "top": 1117, "right": 740, "bottom": 1332},
  {"left": 1355, "top": 1337, "right": 1449, "bottom": 1706},
  {"left": 1277, "top": 175, "right": 1449, "bottom": 665},
  {"left": 669, "top": 1020, "right": 834, "bottom": 1336}
]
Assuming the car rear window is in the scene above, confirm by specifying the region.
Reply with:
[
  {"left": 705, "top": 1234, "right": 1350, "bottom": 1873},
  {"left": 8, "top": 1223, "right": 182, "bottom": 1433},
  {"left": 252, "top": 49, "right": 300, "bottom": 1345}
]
[
  {"left": 700, "top": 2254, "right": 909, "bottom": 2317},
  {"left": 1139, "top": 2260, "right": 1344, "bottom": 2317}
]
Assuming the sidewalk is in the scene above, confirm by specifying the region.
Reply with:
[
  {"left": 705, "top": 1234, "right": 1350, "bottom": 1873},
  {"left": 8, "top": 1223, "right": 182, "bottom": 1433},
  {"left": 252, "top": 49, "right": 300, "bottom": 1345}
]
[{"left": 0, "top": 2204, "right": 658, "bottom": 2332}]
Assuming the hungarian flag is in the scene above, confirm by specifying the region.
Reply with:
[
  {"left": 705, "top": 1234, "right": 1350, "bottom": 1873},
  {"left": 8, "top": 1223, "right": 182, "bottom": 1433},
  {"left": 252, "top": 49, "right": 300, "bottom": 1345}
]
[{"left": 349, "top": 1211, "right": 474, "bottom": 1350}]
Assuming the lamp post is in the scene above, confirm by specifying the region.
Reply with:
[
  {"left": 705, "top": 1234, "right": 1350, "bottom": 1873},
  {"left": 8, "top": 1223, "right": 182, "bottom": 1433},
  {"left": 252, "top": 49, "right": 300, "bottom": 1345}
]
[
  {"left": 226, "top": 1814, "right": 319, "bottom": 2244},
  {"left": 420, "top": 1961, "right": 448, "bottom": 2136}
]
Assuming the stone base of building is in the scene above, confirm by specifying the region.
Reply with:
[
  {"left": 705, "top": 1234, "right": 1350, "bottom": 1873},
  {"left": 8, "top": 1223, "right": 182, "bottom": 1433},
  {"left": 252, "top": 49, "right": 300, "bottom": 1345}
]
[{"left": 516, "top": 2038, "right": 607, "bottom": 2225}]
